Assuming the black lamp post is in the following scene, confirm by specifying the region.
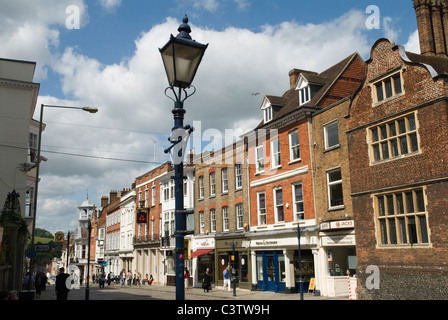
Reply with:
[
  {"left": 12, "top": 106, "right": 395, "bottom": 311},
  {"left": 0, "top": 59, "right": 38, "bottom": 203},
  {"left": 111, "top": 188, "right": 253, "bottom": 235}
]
[
  {"left": 85, "top": 220, "right": 92, "bottom": 300},
  {"left": 160, "top": 15, "right": 207, "bottom": 301},
  {"left": 297, "top": 227, "right": 304, "bottom": 300},
  {"left": 232, "top": 242, "right": 236, "bottom": 297},
  {"left": 66, "top": 231, "right": 70, "bottom": 269}
]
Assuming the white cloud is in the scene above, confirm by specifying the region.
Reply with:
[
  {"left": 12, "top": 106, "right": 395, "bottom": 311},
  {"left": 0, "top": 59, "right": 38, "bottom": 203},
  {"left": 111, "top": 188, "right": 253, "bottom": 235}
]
[
  {"left": 1, "top": 1, "right": 374, "bottom": 233},
  {"left": 0, "top": 0, "right": 87, "bottom": 80},
  {"left": 383, "top": 16, "right": 400, "bottom": 42},
  {"left": 404, "top": 29, "right": 420, "bottom": 54},
  {"left": 98, "top": 0, "right": 122, "bottom": 11},
  {"left": 193, "top": 0, "right": 220, "bottom": 12},
  {"left": 234, "top": 0, "right": 251, "bottom": 10}
]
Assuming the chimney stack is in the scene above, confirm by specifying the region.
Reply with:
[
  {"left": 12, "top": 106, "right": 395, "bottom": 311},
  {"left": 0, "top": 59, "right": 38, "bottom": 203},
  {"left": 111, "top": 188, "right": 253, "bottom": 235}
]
[
  {"left": 110, "top": 190, "right": 118, "bottom": 203},
  {"left": 413, "top": 0, "right": 448, "bottom": 56},
  {"left": 101, "top": 196, "right": 109, "bottom": 207},
  {"left": 289, "top": 69, "right": 301, "bottom": 89}
]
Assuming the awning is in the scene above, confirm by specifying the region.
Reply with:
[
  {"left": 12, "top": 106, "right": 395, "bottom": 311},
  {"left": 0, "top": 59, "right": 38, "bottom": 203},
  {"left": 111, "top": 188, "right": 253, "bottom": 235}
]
[{"left": 190, "top": 249, "right": 214, "bottom": 258}]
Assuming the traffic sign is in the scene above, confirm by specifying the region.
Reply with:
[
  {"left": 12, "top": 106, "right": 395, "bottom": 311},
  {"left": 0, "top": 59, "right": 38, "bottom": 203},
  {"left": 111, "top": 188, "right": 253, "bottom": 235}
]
[{"left": 35, "top": 245, "right": 51, "bottom": 252}]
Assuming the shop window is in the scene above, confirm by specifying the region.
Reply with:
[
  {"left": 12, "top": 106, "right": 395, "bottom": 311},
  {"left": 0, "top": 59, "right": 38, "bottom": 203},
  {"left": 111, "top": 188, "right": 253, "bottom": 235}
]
[
  {"left": 239, "top": 254, "right": 248, "bottom": 282},
  {"left": 294, "top": 250, "right": 315, "bottom": 284},
  {"left": 327, "top": 247, "right": 356, "bottom": 277}
]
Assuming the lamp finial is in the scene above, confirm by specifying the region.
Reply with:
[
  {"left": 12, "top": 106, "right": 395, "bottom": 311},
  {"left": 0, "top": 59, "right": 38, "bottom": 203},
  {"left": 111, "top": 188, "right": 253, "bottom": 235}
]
[{"left": 177, "top": 14, "right": 192, "bottom": 40}]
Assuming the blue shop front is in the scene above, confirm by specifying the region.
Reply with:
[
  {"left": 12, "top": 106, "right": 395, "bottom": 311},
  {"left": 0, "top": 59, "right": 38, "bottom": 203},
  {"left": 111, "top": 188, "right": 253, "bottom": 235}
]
[{"left": 250, "top": 228, "right": 319, "bottom": 294}]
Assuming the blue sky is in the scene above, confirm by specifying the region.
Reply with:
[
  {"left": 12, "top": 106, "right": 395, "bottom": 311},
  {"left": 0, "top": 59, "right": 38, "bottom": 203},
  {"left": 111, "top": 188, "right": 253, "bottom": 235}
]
[
  {"left": 0, "top": 0, "right": 421, "bottom": 233},
  {"left": 46, "top": 0, "right": 418, "bottom": 97}
]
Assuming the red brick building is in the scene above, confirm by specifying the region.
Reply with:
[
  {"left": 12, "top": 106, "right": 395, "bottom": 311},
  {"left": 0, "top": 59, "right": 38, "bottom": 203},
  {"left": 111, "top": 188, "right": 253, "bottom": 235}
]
[
  {"left": 247, "top": 52, "right": 365, "bottom": 293},
  {"left": 133, "top": 161, "right": 172, "bottom": 285},
  {"left": 347, "top": 0, "right": 448, "bottom": 299}
]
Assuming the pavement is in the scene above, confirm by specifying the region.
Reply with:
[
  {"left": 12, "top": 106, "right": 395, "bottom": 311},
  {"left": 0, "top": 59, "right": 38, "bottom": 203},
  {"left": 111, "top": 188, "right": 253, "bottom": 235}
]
[{"left": 32, "top": 282, "right": 349, "bottom": 301}]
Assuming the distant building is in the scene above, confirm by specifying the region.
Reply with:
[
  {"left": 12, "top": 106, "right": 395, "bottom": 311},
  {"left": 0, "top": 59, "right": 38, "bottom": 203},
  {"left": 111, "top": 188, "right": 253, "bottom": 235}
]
[{"left": 73, "top": 197, "right": 95, "bottom": 280}]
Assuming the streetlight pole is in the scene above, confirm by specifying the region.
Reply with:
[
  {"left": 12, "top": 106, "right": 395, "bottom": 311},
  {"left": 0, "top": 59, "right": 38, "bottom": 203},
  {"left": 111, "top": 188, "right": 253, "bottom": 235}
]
[
  {"left": 232, "top": 242, "right": 236, "bottom": 297},
  {"left": 85, "top": 220, "right": 92, "bottom": 300},
  {"left": 297, "top": 226, "right": 304, "bottom": 300},
  {"left": 66, "top": 231, "right": 70, "bottom": 269},
  {"left": 160, "top": 15, "right": 207, "bottom": 301},
  {"left": 27, "top": 104, "right": 98, "bottom": 293}
]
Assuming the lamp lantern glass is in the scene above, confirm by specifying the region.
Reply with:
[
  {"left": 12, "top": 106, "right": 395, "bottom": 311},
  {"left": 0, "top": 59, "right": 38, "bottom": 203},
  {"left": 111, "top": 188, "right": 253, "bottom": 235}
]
[{"left": 159, "top": 16, "right": 208, "bottom": 89}]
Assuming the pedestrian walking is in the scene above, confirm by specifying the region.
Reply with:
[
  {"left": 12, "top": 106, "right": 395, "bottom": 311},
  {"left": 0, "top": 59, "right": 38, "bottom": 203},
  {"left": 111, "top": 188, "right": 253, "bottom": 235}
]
[
  {"left": 120, "top": 270, "right": 125, "bottom": 287},
  {"left": 184, "top": 268, "right": 190, "bottom": 289},
  {"left": 222, "top": 266, "right": 230, "bottom": 292},
  {"left": 136, "top": 272, "right": 141, "bottom": 287},
  {"left": 202, "top": 268, "right": 211, "bottom": 292},
  {"left": 35, "top": 272, "right": 43, "bottom": 298},
  {"left": 99, "top": 272, "right": 106, "bottom": 288},
  {"left": 55, "top": 267, "right": 70, "bottom": 300}
]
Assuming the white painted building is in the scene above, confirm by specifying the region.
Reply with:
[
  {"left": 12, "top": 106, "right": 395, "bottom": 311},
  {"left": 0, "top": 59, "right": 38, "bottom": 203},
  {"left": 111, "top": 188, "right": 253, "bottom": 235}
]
[
  {"left": 158, "top": 164, "right": 195, "bottom": 286},
  {"left": 119, "top": 189, "right": 136, "bottom": 275},
  {"left": 0, "top": 58, "right": 40, "bottom": 291}
]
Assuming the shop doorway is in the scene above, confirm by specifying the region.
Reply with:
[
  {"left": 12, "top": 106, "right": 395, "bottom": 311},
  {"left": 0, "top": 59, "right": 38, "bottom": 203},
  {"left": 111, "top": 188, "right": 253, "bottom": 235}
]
[{"left": 256, "top": 251, "right": 285, "bottom": 293}]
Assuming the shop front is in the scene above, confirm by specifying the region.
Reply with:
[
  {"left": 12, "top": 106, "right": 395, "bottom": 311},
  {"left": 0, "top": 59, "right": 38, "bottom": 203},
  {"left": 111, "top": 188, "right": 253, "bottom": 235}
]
[
  {"left": 249, "top": 228, "right": 319, "bottom": 294},
  {"left": 190, "top": 236, "right": 215, "bottom": 288},
  {"left": 318, "top": 220, "right": 357, "bottom": 298},
  {"left": 215, "top": 235, "right": 251, "bottom": 291}
]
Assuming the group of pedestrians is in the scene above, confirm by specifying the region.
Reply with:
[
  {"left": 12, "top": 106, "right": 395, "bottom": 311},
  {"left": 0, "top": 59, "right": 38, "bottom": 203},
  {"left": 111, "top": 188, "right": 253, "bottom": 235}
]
[
  {"left": 201, "top": 266, "right": 233, "bottom": 293},
  {"left": 117, "top": 270, "right": 155, "bottom": 287},
  {"left": 21, "top": 271, "right": 48, "bottom": 299}
]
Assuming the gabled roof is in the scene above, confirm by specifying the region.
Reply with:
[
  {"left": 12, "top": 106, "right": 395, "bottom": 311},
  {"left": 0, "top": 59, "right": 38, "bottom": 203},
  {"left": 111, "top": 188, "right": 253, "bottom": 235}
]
[
  {"left": 256, "top": 52, "right": 364, "bottom": 130},
  {"left": 263, "top": 95, "right": 288, "bottom": 108},
  {"left": 305, "top": 52, "right": 361, "bottom": 107},
  {"left": 298, "top": 72, "right": 327, "bottom": 87}
]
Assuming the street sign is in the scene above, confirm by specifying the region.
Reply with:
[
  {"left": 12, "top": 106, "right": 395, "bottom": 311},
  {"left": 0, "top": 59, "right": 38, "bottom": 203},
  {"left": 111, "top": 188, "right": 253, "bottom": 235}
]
[
  {"left": 35, "top": 245, "right": 51, "bottom": 252},
  {"left": 28, "top": 251, "right": 36, "bottom": 258}
]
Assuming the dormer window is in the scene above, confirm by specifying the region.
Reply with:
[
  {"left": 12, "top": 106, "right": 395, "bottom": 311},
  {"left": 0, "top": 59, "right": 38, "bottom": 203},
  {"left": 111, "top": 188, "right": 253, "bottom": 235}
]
[
  {"left": 264, "top": 106, "right": 273, "bottom": 123},
  {"left": 296, "top": 76, "right": 312, "bottom": 106},
  {"left": 260, "top": 96, "right": 286, "bottom": 124},
  {"left": 295, "top": 73, "right": 324, "bottom": 106},
  {"left": 299, "top": 86, "right": 311, "bottom": 105}
]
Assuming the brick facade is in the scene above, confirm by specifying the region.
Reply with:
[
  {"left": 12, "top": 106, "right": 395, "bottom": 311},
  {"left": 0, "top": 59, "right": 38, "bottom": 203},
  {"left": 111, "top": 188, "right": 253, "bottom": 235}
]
[
  {"left": 193, "top": 142, "right": 251, "bottom": 289},
  {"left": 133, "top": 161, "right": 172, "bottom": 284},
  {"left": 348, "top": 38, "right": 448, "bottom": 299},
  {"left": 311, "top": 98, "right": 354, "bottom": 223}
]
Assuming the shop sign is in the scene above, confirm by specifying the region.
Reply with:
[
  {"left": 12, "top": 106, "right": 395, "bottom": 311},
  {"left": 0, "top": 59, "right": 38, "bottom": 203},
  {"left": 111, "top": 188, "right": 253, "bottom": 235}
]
[
  {"left": 321, "top": 234, "right": 356, "bottom": 246},
  {"left": 193, "top": 237, "right": 215, "bottom": 249},
  {"left": 320, "top": 220, "right": 354, "bottom": 231}
]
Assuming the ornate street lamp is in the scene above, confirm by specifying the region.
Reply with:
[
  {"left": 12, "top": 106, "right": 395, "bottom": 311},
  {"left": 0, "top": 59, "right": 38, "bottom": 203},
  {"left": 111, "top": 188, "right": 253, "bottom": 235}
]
[
  {"left": 160, "top": 15, "right": 207, "bottom": 301},
  {"left": 160, "top": 15, "right": 208, "bottom": 90}
]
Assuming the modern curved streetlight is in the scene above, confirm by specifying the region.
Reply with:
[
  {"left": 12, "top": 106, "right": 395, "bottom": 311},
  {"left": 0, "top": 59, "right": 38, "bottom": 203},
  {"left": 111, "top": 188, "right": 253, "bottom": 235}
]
[
  {"left": 26, "top": 104, "right": 98, "bottom": 296},
  {"left": 160, "top": 15, "right": 208, "bottom": 301}
]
